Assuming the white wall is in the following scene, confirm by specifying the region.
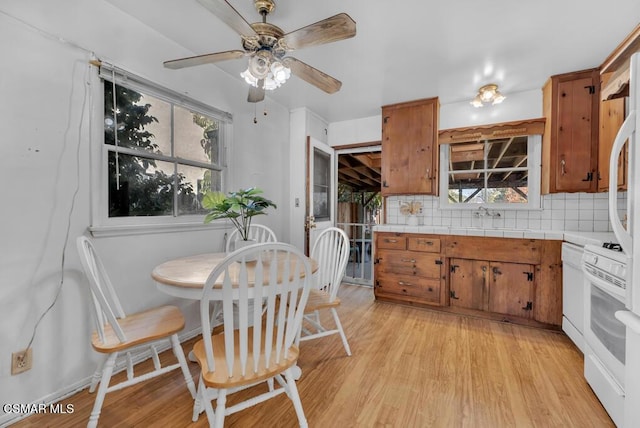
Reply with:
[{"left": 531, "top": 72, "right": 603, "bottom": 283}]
[
  {"left": 0, "top": 1, "right": 291, "bottom": 422},
  {"left": 328, "top": 115, "right": 382, "bottom": 147},
  {"left": 328, "top": 89, "right": 542, "bottom": 147}
]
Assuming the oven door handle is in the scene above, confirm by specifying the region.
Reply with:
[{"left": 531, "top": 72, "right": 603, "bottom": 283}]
[{"left": 582, "top": 266, "right": 626, "bottom": 302}]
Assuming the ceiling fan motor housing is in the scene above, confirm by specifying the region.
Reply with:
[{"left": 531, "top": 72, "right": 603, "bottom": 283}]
[{"left": 254, "top": 0, "right": 276, "bottom": 16}]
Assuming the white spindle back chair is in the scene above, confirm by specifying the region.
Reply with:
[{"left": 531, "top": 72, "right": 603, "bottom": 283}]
[
  {"left": 298, "top": 227, "right": 352, "bottom": 356},
  {"left": 192, "top": 242, "right": 313, "bottom": 427},
  {"left": 225, "top": 224, "right": 277, "bottom": 252},
  {"left": 76, "top": 235, "right": 196, "bottom": 428}
]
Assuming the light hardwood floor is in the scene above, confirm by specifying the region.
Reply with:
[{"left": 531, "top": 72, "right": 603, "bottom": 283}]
[{"left": 13, "top": 284, "right": 614, "bottom": 427}]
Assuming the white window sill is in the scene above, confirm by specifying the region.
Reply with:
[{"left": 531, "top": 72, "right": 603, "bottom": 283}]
[{"left": 89, "top": 220, "right": 228, "bottom": 238}]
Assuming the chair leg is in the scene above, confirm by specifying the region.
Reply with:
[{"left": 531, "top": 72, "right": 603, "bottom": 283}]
[
  {"left": 331, "top": 308, "right": 352, "bottom": 356},
  {"left": 192, "top": 375, "right": 206, "bottom": 422},
  {"left": 214, "top": 389, "right": 227, "bottom": 428},
  {"left": 87, "top": 352, "right": 117, "bottom": 428},
  {"left": 171, "top": 334, "right": 196, "bottom": 398},
  {"left": 88, "top": 355, "right": 107, "bottom": 393},
  {"left": 284, "top": 368, "right": 308, "bottom": 428}
]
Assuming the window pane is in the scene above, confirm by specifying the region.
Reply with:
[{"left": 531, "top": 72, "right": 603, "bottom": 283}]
[
  {"left": 174, "top": 107, "right": 220, "bottom": 165},
  {"left": 313, "top": 149, "right": 331, "bottom": 220},
  {"left": 104, "top": 82, "right": 170, "bottom": 156},
  {"left": 102, "top": 75, "right": 229, "bottom": 223},
  {"left": 447, "top": 177, "right": 486, "bottom": 204},
  {"left": 487, "top": 185, "right": 528, "bottom": 203},
  {"left": 448, "top": 143, "right": 485, "bottom": 204},
  {"left": 176, "top": 164, "right": 221, "bottom": 215},
  {"left": 487, "top": 136, "right": 528, "bottom": 169},
  {"left": 108, "top": 152, "right": 175, "bottom": 217},
  {"left": 446, "top": 136, "right": 531, "bottom": 206}
]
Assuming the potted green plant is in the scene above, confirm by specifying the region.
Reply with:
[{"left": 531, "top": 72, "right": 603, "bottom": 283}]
[{"left": 202, "top": 187, "right": 277, "bottom": 244}]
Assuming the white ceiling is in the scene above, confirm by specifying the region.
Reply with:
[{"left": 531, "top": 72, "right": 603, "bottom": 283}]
[{"left": 106, "top": 0, "right": 640, "bottom": 123}]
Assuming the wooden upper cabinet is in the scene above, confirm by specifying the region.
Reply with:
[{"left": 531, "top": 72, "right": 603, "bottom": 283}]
[
  {"left": 598, "top": 72, "right": 627, "bottom": 192},
  {"left": 541, "top": 69, "right": 599, "bottom": 193},
  {"left": 381, "top": 97, "right": 439, "bottom": 196}
]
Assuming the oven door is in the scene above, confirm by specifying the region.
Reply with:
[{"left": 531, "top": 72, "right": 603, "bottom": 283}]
[
  {"left": 583, "top": 267, "right": 626, "bottom": 426},
  {"left": 584, "top": 268, "right": 626, "bottom": 383}
]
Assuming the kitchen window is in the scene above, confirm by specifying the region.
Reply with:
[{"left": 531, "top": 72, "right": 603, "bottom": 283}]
[
  {"left": 91, "top": 64, "right": 232, "bottom": 234},
  {"left": 438, "top": 119, "right": 544, "bottom": 210}
]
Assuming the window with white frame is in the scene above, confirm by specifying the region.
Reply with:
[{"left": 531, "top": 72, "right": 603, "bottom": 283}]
[
  {"left": 97, "top": 66, "right": 231, "bottom": 225},
  {"left": 439, "top": 131, "right": 541, "bottom": 209}
]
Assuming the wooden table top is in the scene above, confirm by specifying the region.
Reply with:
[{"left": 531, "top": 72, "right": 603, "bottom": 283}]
[{"left": 152, "top": 252, "right": 317, "bottom": 290}]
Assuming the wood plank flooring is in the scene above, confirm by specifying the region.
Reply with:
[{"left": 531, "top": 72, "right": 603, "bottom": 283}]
[{"left": 13, "top": 284, "right": 614, "bottom": 427}]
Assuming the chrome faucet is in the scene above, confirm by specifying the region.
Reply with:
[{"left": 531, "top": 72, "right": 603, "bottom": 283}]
[
  {"left": 474, "top": 206, "right": 501, "bottom": 218},
  {"left": 474, "top": 206, "right": 489, "bottom": 218}
]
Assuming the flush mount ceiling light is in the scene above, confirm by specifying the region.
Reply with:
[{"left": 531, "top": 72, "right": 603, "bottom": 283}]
[{"left": 471, "top": 83, "right": 506, "bottom": 108}]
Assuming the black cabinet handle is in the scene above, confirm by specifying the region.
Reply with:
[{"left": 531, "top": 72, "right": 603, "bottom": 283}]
[{"left": 581, "top": 172, "right": 593, "bottom": 182}]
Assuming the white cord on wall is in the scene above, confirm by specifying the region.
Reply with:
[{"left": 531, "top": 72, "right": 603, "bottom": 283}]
[{"left": 22, "top": 59, "right": 89, "bottom": 356}]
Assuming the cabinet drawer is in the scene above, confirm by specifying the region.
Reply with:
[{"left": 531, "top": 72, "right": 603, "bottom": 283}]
[
  {"left": 377, "top": 235, "right": 406, "bottom": 250},
  {"left": 376, "top": 273, "right": 440, "bottom": 303},
  {"left": 407, "top": 237, "right": 441, "bottom": 253},
  {"left": 376, "top": 249, "right": 442, "bottom": 278}
]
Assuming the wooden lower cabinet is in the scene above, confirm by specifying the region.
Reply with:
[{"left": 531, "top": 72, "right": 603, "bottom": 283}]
[
  {"left": 450, "top": 259, "right": 535, "bottom": 320},
  {"left": 374, "top": 232, "right": 562, "bottom": 329},
  {"left": 374, "top": 233, "right": 445, "bottom": 306}
]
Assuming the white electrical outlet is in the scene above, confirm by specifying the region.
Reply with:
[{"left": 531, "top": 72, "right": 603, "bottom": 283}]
[{"left": 11, "top": 348, "right": 32, "bottom": 375}]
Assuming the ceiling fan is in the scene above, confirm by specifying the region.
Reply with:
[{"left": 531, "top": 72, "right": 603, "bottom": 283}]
[{"left": 163, "top": 0, "right": 356, "bottom": 103}]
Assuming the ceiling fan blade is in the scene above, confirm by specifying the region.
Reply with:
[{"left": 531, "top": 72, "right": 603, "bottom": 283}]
[
  {"left": 283, "top": 57, "right": 342, "bottom": 94},
  {"left": 281, "top": 13, "right": 356, "bottom": 51},
  {"left": 163, "top": 50, "right": 245, "bottom": 69},
  {"left": 196, "top": 0, "right": 257, "bottom": 36},
  {"left": 248, "top": 81, "right": 265, "bottom": 103}
]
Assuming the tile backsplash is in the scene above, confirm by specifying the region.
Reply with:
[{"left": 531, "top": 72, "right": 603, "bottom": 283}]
[{"left": 385, "top": 192, "right": 627, "bottom": 233}]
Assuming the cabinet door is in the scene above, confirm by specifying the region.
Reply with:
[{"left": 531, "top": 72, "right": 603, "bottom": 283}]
[
  {"left": 488, "top": 262, "right": 535, "bottom": 319},
  {"left": 543, "top": 69, "right": 599, "bottom": 194},
  {"left": 381, "top": 98, "right": 438, "bottom": 195},
  {"left": 556, "top": 77, "right": 598, "bottom": 192},
  {"left": 598, "top": 96, "right": 627, "bottom": 191},
  {"left": 449, "top": 259, "right": 485, "bottom": 310}
]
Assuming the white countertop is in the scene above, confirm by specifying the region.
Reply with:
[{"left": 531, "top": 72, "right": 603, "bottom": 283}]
[{"left": 373, "top": 224, "right": 616, "bottom": 246}]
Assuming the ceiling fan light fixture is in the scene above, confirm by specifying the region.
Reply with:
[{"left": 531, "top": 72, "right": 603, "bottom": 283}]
[
  {"left": 241, "top": 54, "right": 291, "bottom": 91},
  {"left": 270, "top": 61, "right": 291, "bottom": 84},
  {"left": 471, "top": 83, "right": 506, "bottom": 108},
  {"left": 248, "top": 52, "right": 270, "bottom": 79},
  {"left": 241, "top": 68, "right": 259, "bottom": 87}
]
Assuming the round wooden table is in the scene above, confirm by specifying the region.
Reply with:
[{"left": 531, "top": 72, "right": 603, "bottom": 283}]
[{"left": 152, "top": 252, "right": 318, "bottom": 299}]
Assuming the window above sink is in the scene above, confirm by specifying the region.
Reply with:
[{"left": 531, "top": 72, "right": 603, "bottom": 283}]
[{"left": 438, "top": 118, "right": 545, "bottom": 211}]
